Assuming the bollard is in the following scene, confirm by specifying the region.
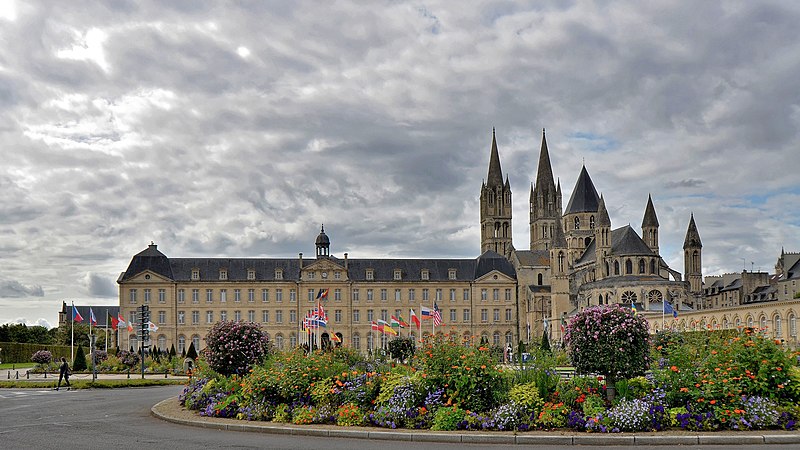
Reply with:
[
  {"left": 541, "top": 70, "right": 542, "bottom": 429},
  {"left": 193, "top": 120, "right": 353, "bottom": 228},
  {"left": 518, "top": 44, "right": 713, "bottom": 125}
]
[{"left": 164, "top": 371, "right": 168, "bottom": 379}]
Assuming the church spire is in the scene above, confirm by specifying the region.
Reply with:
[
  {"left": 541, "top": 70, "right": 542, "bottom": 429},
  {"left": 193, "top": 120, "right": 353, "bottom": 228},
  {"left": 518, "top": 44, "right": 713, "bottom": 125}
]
[
  {"left": 683, "top": 213, "right": 702, "bottom": 249},
  {"left": 642, "top": 194, "right": 659, "bottom": 228},
  {"left": 486, "top": 127, "right": 504, "bottom": 187},
  {"left": 534, "top": 128, "right": 556, "bottom": 194},
  {"left": 530, "top": 128, "right": 561, "bottom": 251}
]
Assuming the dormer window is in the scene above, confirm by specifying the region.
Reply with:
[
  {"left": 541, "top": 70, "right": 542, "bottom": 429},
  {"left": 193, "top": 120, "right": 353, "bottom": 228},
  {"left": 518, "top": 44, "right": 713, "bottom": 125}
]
[
  {"left": 191, "top": 269, "right": 200, "bottom": 281},
  {"left": 366, "top": 269, "right": 374, "bottom": 281},
  {"left": 334, "top": 271, "right": 341, "bottom": 280},
  {"left": 393, "top": 270, "right": 402, "bottom": 281},
  {"left": 308, "top": 271, "right": 315, "bottom": 280},
  {"left": 247, "top": 269, "right": 255, "bottom": 280},
  {"left": 220, "top": 269, "right": 228, "bottom": 280},
  {"left": 275, "top": 269, "right": 283, "bottom": 280},
  {"left": 421, "top": 269, "right": 429, "bottom": 280},
  {"left": 448, "top": 269, "right": 457, "bottom": 280}
]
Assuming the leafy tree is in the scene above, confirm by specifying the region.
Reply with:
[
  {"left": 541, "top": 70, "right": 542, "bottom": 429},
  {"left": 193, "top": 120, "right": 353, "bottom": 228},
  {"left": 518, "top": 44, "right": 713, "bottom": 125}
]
[
  {"left": 564, "top": 305, "right": 650, "bottom": 392},
  {"left": 54, "top": 324, "right": 90, "bottom": 347},
  {"left": 203, "top": 321, "right": 269, "bottom": 375},
  {"left": 73, "top": 345, "right": 88, "bottom": 371},
  {"left": 388, "top": 337, "right": 415, "bottom": 363},
  {"left": 185, "top": 342, "right": 198, "bottom": 360}
]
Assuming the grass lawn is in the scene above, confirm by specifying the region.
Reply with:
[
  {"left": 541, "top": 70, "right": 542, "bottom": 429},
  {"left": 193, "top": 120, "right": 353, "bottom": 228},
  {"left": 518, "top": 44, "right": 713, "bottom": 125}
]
[{"left": 0, "top": 362, "right": 35, "bottom": 370}]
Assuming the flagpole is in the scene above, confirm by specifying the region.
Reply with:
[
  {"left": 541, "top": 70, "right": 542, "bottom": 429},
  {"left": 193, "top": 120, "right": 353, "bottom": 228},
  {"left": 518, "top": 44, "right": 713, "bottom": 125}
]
[
  {"left": 71, "top": 302, "right": 75, "bottom": 364},
  {"left": 105, "top": 309, "right": 109, "bottom": 352}
]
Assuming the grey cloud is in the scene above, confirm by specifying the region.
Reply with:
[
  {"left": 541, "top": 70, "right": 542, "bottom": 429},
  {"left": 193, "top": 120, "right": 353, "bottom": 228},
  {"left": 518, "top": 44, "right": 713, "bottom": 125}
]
[
  {"left": 86, "top": 272, "right": 117, "bottom": 298},
  {"left": 0, "top": 280, "right": 45, "bottom": 298},
  {"left": 665, "top": 179, "right": 706, "bottom": 189}
]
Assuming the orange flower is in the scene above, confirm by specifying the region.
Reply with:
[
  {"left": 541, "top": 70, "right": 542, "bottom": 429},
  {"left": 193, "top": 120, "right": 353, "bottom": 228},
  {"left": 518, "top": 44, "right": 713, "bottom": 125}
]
[
  {"left": 481, "top": 365, "right": 486, "bottom": 369},
  {"left": 680, "top": 387, "right": 689, "bottom": 393},
  {"left": 710, "top": 400, "right": 717, "bottom": 405},
  {"left": 670, "top": 366, "right": 679, "bottom": 372}
]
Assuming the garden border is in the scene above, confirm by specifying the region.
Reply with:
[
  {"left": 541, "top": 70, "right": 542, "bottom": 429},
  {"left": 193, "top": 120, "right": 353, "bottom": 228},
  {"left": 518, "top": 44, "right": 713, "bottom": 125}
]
[{"left": 151, "top": 397, "right": 800, "bottom": 445}]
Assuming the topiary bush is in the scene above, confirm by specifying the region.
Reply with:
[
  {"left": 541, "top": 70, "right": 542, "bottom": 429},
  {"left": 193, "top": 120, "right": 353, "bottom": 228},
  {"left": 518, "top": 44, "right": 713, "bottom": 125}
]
[
  {"left": 564, "top": 305, "right": 650, "bottom": 386},
  {"left": 203, "top": 320, "right": 270, "bottom": 376},
  {"left": 73, "top": 346, "right": 88, "bottom": 371}
]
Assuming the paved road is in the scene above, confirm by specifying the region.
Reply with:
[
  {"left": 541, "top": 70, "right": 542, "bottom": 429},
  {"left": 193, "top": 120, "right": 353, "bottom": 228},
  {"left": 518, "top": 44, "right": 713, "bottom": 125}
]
[{"left": 0, "top": 386, "right": 797, "bottom": 450}]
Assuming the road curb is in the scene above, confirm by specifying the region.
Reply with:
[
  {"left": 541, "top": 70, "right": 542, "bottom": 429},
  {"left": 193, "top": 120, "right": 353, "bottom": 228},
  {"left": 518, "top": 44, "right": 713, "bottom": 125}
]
[{"left": 150, "top": 397, "right": 800, "bottom": 445}]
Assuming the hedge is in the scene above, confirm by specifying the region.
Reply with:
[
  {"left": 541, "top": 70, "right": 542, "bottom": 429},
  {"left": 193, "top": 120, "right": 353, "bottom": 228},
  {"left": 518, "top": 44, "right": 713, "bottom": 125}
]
[{"left": 0, "top": 342, "right": 72, "bottom": 364}]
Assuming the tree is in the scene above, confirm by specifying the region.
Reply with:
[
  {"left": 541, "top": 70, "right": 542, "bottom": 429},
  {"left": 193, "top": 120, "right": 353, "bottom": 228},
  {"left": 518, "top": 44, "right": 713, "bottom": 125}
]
[
  {"left": 73, "top": 346, "right": 88, "bottom": 371},
  {"left": 169, "top": 344, "right": 176, "bottom": 358},
  {"left": 388, "top": 337, "right": 415, "bottom": 363},
  {"left": 540, "top": 329, "right": 551, "bottom": 352},
  {"left": 203, "top": 321, "right": 269, "bottom": 376},
  {"left": 564, "top": 305, "right": 650, "bottom": 399},
  {"left": 185, "top": 342, "right": 198, "bottom": 360}
]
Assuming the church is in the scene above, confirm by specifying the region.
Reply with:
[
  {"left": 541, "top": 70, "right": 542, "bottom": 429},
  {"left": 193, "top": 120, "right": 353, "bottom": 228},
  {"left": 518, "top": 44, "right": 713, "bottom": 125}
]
[{"left": 480, "top": 129, "right": 702, "bottom": 341}]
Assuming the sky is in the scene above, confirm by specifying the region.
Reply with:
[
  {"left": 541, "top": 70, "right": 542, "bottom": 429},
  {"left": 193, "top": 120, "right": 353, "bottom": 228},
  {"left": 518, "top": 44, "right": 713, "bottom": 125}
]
[{"left": 1, "top": 1, "right": 798, "bottom": 328}]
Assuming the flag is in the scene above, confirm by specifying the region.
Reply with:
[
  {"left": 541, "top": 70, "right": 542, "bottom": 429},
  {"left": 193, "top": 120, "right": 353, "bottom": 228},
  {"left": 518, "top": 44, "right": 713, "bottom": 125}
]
[
  {"left": 117, "top": 313, "right": 126, "bottom": 326},
  {"left": 109, "top": 311, "right": 118, "bottom": 330},
  {"left": 89, "top": 307, "right": 97, "bottom": 326},
  {"left": 420, "top": 305, "right": 433, "bottom": 319},
  {"left": 370, "top": 321, "right": 381, "bottom": 331},
  {"left": 664, "top": 301, "right": 678, "bottom": 318},
  {"left": 72, "top": 304, "right": 84, "bottom": 322},
  {"left": 378, "top": 320, "right": 397, "bottom": 335},
  {"left": 330, "top": 333, "right": 341, "bottom": 343},
  {"left": 147, "top": 321, "right": 159, "bottom": 332},
  {"left": 432, "top": 303, "right": 443, "bottom": 326},
  {"left": 410, "top": 309, "right": 420, "bottom": 328},
  {"left": 390, "top": 316, "right": 402, "bottom": 329},
  {"left": 316, "top": 289, "right": 329, "bottom": 299},
  {"left": 631, "top": 302, "right": 638, "bottom": 315},
  {"left": 396, "top": 314, "right": 409, "bottom": 328}
]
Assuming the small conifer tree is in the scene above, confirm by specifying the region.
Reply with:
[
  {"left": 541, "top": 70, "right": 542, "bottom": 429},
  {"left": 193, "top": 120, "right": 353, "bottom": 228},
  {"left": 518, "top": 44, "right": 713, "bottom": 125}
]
[
  {"left": 186, "top": 342, "right": 198, "bottom": 360},
  {"left": 73, "top": 345, "right": 88, "bottom": 371}
]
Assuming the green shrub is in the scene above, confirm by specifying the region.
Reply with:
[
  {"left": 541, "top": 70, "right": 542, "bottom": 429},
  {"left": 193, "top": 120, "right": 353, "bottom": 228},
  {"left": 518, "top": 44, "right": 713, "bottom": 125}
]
[
  {"left": 292, "top": 405, "right": 316, "bottom": 424},
  {"left": 430, "top": 406, "right": 465, "bottom": 431},
  {"left": 508, "top": 382, "right": 544, "bottom": 415},
  {"left": 73, "top": 346, "right": 88, "bottom": 371},
  {"left": 273, "top": 404, "right": 290, "bottom": 423}
]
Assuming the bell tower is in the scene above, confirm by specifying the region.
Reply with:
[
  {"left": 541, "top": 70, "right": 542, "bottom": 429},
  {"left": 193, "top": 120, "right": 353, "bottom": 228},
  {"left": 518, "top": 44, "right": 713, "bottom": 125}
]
[{"left": 480, "top": 129, "right": 513, "bottom": 256}]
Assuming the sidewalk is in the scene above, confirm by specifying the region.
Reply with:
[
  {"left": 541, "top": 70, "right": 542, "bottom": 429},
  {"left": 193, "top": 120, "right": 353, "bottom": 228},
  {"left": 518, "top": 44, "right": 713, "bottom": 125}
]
[
  {"left": 4, "top": 369, "right": 189, "bottom": 382},
  {"left": 150, "top": 397, "right": 800, "bottom": 446}
]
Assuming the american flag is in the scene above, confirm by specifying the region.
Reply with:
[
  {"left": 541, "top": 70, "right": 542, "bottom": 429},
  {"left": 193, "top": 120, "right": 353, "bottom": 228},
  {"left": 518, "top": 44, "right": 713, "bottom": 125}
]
[{"left": 432, "top": 302, "right": 443, "bottom": 326}]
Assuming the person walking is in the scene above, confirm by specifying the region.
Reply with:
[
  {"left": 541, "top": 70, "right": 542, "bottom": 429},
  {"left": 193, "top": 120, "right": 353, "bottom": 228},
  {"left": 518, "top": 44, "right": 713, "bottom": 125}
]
[{"left": 56, "top": 357, "right": 71, "bottom": 391}]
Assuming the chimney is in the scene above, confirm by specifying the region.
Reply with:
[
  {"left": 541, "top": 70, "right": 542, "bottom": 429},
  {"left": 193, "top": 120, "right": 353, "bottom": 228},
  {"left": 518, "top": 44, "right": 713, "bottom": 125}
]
[{"left": 344, "top": 253, "right": 348, "bottom": 270}]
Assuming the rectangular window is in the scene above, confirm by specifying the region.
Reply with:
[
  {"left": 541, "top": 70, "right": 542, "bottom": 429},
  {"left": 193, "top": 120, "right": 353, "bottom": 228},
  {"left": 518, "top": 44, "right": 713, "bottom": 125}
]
[
  {"left": 178, "top": 311, "right": 185, "bottom": 325},
  {"left": 289, "top": 310, "right": 297, "bottom": 323},
  {"left": 435, "top": 289, "right": 442, "bottom": 301},
  {"left": 352, "top": 289, "right": 360, "bottom": 302},
  {"left": 481, "top": 289, "right": 488, "bottom": 301},
  {"left": 450, "top": 289, "right": 456, "bottom": 301},
  {"left": 220, "top": 289, "right": 227, "bottom": 303},
  {"left": 275, "top": 269, "right": 283, "bottom": 280},
  {"left": 220, "top": 270, "right": 227, "bottom": 280},
  {"left": 367, "top": 289, "right": 374, "bottom": 302},
  {"left": 449, "top": 269, "right": 456, "bottom": 280},
  {"left": 334, "top": 271, "right": 341, "bottom": 280},
  {"left": 380, "top": 289, "right": 387, "bottom": 301},
  {"left": 481, "top": 309, "right": 488, "bottom": 322},
  {"left": 129, "top": 289, "right": 137, "bottom": 304},
  {"left": 158, "top": 289, "right": 166, "bottom": 303},
  {"left": 422, "top": 289, "right": 429, "bottom": 301},
  {"left": 144, "top": 288, "right": 151, "bottom": 304},
  {"left": 366, "top": 270, "right": 374, "bottom": 280},
  {"left": 192, "top": 310, "right": 199, "bottom": 325},
  {"left": 493, "top": 289, "right": 499, "bottom": 301},
  {"left": 395, "top": 289, "right": 401, "bottom": 301},
  {"left": 463, "top": 309, "right": 471, "bottom": 322},
  {"left": 262, "top": 289, "right": 269, "bottom": 302},
  {"left": 276, "top": 289, "right": 283, "bottom": 302},
  {"left": 335, "top": 310, "right": 342, "bottom": 323},
  {"left": 367, "top": 309, "right": 374, "bottom": 322},
  {"left": 220, "top": 310, "right": 227, "bottom": 321},
  {"left": 381, "top": 309, "right": 388, "bottom": 321},
  {"left": 234, "top": 289, "right": 241, "bottom": 302},
  {"left": 276, "top": 310, "right": 283, "bottom": 323},
  {"left": 421, "top": 270, "right": 429, "bottom": 280},
  {"left": 191, "top": 289, "right": 199, "bottom": 304},
  {"left": 334, "top": 289, "right": 341, "bottom": 301},
  {"left": 450, "top": 309, "right": 456, "bottom": 323},
  {"left": 505, "top": 289, "right": 512, "bottom": 301},
  {"left": 505, "top": 308, "right": 512, "bottom": 321},
  {"left": 463, "top": 289, "right": 470, "bottom": 301},
  {"left": 158, "top": 310, "right": 166, "bottom": 324},
  {"left": 178, "top": 289, "right": 185, "bottom": 304},
  {"left": 262, "top": 310, "right": 269, "bottom": 323},
  {"left": 290, "top": 289, "right": 296, "bottom": 302},
  {"left": 248, "top": 310, "right": 255, "bottom": 322},
  {"left": 248, "top": 289, "right": 255, "bottom": 303},
  {"left": 206, "top": 289, "right": 213, "bottom": 303},
  {"left": 408, "top": 289, "right": 415, "bottom": 301},
  {"left": 493, "top": 308, "right": 500, "bottom": 322},
  {"left": 206, "top": 311, "right": 213, "bottom": 324},
  {"left": 247, "top": 269, "right": 255, "bottom": 280},
  {"left": 191, "top": 270, "right": 200, "bottom": 280},
  {"left": 308, "top": 271, "right": 315, "bottom": 280},
  {"left": 394, "top": 270, "right": 402, "bottom": 280},
  {"left": 234, "top": 310, "right": 241, "bottom": 321},
  {"left": 353, "top": 309, "right": 360, "bottom": 323}
]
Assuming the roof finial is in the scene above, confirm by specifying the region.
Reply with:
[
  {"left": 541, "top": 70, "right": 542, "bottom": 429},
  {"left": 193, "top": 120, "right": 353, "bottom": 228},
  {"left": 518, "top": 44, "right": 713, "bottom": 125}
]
[{"left": 321, "top": 224, "right": 325, "bottom": 233}]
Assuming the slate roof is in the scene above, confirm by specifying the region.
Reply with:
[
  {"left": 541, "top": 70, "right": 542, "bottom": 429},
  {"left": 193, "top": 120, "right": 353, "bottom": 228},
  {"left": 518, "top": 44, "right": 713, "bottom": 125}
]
[
  {"left": 533, "top": 129, "right": 557, "bottom": 197},
  {"left": 514, "top": 249, "right": 550, "bottom": 266},
  {"left": 683, "top": 214, "right": 702, "bottom": 249},
  {"left": 119, "top": 247, "right": 516, "bottom": 283},
  {"left": 597, "top": 194, "right": 610, "bottom": 227},
  {"left": 787, "top": 258, "right": 800, "bottom": 280},
  {"left": 564, "top": 166, "right": 600, "bottom": 214},
  {"left": 721, "top": 278, "right": 743, "bottom": 292},
  {"left": 574, "top": 225, "right": 656, "bottom": 265},
  {"left": 642, "top": 194, "right": 659, "bottom": 228},
  {"left": 486, "top": 129, "right": 504, "bottom": 188},
  {"left": 60, "top": 302, "right": 119, "bottom": 327}
]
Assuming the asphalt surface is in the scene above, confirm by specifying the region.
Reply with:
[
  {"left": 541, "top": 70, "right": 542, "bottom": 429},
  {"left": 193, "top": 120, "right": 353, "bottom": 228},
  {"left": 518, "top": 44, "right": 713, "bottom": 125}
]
[{"left": 1, "top": 386, "right": 799, "bottom": 449}]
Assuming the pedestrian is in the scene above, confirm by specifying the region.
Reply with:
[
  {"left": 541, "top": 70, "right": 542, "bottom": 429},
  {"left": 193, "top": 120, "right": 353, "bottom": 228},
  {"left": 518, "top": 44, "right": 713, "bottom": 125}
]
[{"left": 56, "top": 357, "right": 71, "bottom": 391}]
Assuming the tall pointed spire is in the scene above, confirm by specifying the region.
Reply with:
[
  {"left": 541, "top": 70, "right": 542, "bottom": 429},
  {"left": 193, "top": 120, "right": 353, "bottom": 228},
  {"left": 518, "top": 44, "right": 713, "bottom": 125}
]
[
  {"left": 486, "top": 127, "right": 504, "bottom": 187},
  {"left": 597, "top": 194, "right": 610, "bottom": 227},
  {"left": 534, "top": 128, "right": 556, "bottom": 193},
  {"left": 642, "top": 194, "right": 659, "bottom": 228},
  {"left": 530, "top": 128, "right": 561, "bottom": 251},
  {"left": 683, "top": 213, "right": 702, "bottom": 249},
  {"left": 564, "top": 165, "right": 600, "bottom": 214}
]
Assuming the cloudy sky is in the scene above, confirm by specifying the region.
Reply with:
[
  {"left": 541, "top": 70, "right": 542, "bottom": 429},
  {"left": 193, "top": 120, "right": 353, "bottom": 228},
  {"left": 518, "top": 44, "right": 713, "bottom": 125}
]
[{"left": 1, "top": 1, "right": 798, "bottom": 328}]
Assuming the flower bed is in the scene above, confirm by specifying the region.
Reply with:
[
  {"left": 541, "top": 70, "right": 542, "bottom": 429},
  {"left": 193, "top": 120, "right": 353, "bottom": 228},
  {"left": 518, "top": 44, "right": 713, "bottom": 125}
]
[{"left": 179, "top": 330, "right": 800, "bottom": 433}]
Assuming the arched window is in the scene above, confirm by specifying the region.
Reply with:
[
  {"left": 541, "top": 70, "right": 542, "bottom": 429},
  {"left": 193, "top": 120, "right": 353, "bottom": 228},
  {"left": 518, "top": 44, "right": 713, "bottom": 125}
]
[
  {"left": 650, "top": 259, "right": 656, "bottom": 274},
  {"left": 157, "top": 335, "right": 167, "bottom": 352},
  {"left": 574, "top": 217, "right": 580, "bottom": 230},
  {"left": 537, "top": 273, "right": 543, "bottom": 285},
  {"left": 275, "top": 333, "right": 284, "bottom": 350},
  {"left": 638, "top": 259, "right": 646, "bottom": 274},
  {"left": 775, "top": 314, "right": 782, "bottom": 338},
  {"left": 598, "top": 294, "right": 603, "bottom": 305},
  {"left": 747, "top": 316, "right": 754, "bottom": 328},
  {"left": 558, "top": 252, "right": 565, "bottom": 272},
  {"left": 191, "top": 335, "right": 201, "bottom": 351},
  {"left": 614, "top": 261, "right": 620, "bottom": 275},
  {"left": 352, "top": 333, "right": 360, "bottom": 350},
  {"left": 177, "top": 335, "right": 186, "bottom": 354},
  {"left": 290, "top": 332, "right": 297, "bottom": 347},
  {"left": 492, "top": 331, "right": 501, "bottom": 346},
  {"left": 589, "top": 215, "right": 595, "bottom": 229},
  {"left": 789, "top": 313, "right": 797, "bottom": 337},
  {"left": 367, "top": 333, "right": 374, "bottom": 350},
  {"left": 621, "top": 291, "right": 637, "bottom": 304},
  {"left": 505, "top": 331, "right": 513, "bottom": 346},
  {"left": 625, "top": 259, "right": 633, "bottom": 274},
  {"left": 760, "top": 315, "right": 767, "bottom": 331},
  {"left": 604, "top": 261, "right": 609, "bottom": 277}
]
